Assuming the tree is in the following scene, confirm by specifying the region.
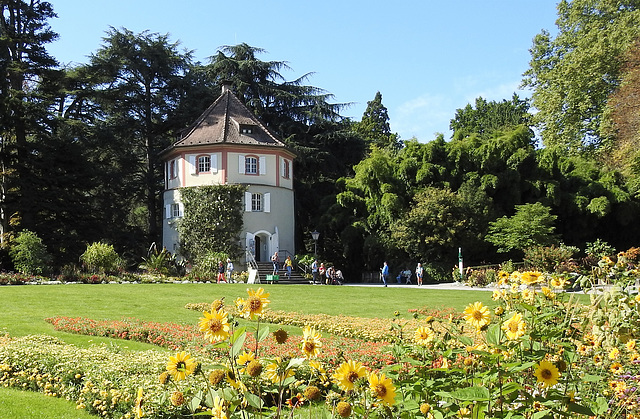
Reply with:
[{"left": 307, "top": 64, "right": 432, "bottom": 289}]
[
  {"left": 485, "top": 202, "right": 559, "bottom": 253},
  {"left": 85, "top": 27, "right": 194, "bottom": 245},
  {"left": 522, "top": 0, "right": 640, "bottom": 153},
  {"left": 601, "top": 39, "right": 640, "bottom": 181},
  {"left": 177, "top": 185, "right": 246, "bottom": 263},
  {"left": 355, "top": 91, "right": 400, "bottom": 150},
  {"left": 449, "top": 94, "right": 531, "bottom": 140},
  {"left": 0, "top": 0, "right": 58, "bottom": 245}
]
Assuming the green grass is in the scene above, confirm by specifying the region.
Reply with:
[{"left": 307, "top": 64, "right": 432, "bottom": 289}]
[
  {"left": 0, "top": 387, "right": 95, "bottom": 419},
  {"left": 1, "top": 283, "right": 494, "bottom": 346}
]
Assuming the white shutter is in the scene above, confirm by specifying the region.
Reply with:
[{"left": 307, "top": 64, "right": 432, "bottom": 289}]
[
  {"left": 178, "top": 202, "right": 184, "bottom": 217},
  {"left": 189, "top": 156, "right": 197, "bottom": 174},
  {"left": 280, "top": 158, "right": 285, "bottom": 177},
  {"left": 173, "top": 159, "right": 179, "bottom": 178},
  {"left": 165, "top": 204, "right": 171, "bottom": 219},
  {"left": 210, "top": 154, "right": 218, "bottom": 173},
  {"left": 264, "top": 193, "right": 271, "bottom": 213},
  {"left": 239, "top": 155, "right": 245, "bottom": 174},
  {"left": 259, "top": 156, "right": 266, "bottom": 175},
  {"left": 245, "top": 191, "right": 252, "bottom": 212}
]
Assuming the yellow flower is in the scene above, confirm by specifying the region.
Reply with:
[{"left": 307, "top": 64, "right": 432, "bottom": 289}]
[
  {"left": 593, "top": 354, "right": 603, "bottom": 365},
  {"left": 626, "top": 339, "right": 636, "bottom": 352},
  {"left": 135, "top": 387, "right": 144, "bottom": 418},
  {"left": 240, "top": 287, "right": 270, "bottom": 319},
  {"left": 510, "top": 271, "right": 521, "bottom": 282},
  {"left": 211, "top": 395, "right": 227, "bottom": 419},
  {"left": 246, "top": 359, "right": 263, "bottom": 377},
  {"left": 630, "top": 352, "right": 640, "bottom": 363},
  {"left": 458, "top": 406, "right": 471, "bottom": 417},
  {"left": 368, "top": 372, "right": 396, "bottom": 405},
  {"left": 166, "top": 351, "right": 197, "bottom": 381},
  {"left": 264, "top": 358, "right": 295, "bottom": 384},
  {"left": 211, "top": 299, "right": 225, "bottom": 312},
  {"left": 333, "top": 360, "right": 367, "bottom": 391},
  {"left": 609, "top": 347, "right": 620, "bottom": 360},
  {"left": 237, "top": 350, "right": 255, "bottom": 366},
  {"left": 301, "top": 326, "right": 322, "bottom": 359},
  {"left": 498, "top": 270, "right": 510, "bottom": 283},
  {"left": 610, "top": 362, "right": 623, "bottom": 375},
  {"left": 520, "top": 271, "right": 542, "bottom": 285},
  {"left": 414, "top": 326, "right": 435, "bottom": 345},
  {"left": 550, "top": 276, "right": 567, "bottom": 289},
  {"left": 541, "top": 286, "right": 555, "bottom": 300},
  {"left": 199, "top": 310, "right": 231, "bottom": 343},
  {"left": 420, "top": 402, "right": 432, "bottom": 414},
  {"left": 534, "top": 360, "right": 560, "bottom": 388},
  {"left": 502, "top": 312, "right": 526, "bottom": 340},
  {"left": 463, "top": 302, "right": 491, "bottom": 329},
  {"left": 521, "top": 288, "right": 536, "bottom": 303}
]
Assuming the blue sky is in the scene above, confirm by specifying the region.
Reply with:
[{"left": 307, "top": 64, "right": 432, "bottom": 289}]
[{"left": 47, "top": 0, "right": 560, "bottom": 142}]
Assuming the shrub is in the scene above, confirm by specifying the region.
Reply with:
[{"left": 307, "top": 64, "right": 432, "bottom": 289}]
[
  {"left": 523, "top": 243, "right": 579, "bottom": 272},
  {"left": 79, "top": 242, "right": 123, "bottom": 274},
  {"left": 8, "top": 230, "right": 51, "bottom": 275}
]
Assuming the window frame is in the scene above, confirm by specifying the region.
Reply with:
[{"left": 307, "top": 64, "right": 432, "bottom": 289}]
[
  {"left": 197, "top": 155, "right": 211, "bottom": 173},
  {"left": 245, "top": 155, "right": 258, "bottom": 175},
  {"left": 251, "top": 193, "right": 262, "bottom": 212}
]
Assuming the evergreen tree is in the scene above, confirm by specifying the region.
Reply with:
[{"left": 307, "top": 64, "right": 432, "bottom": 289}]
[{"left": 356, "top": 91, "right": 400, "bottom": 150}]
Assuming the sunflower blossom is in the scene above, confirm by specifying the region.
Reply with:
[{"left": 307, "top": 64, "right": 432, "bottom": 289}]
[
  {"left": 534, "top": 360, "right": 560, "bottom": 388},
  {"left": 301, "top": 326, "right": 322, "bottom": 359},
  {"left": 264, "top": 357, "right": 295, "bottom": 384},
  {"left": 199, "top": 309, "right": 231, "bottom": 342},
  {"left": 520, "top": 271, "right": 543, "bottom": 285},
  {"left": 368, "top": 372, "right": 396, "bottom": 405},
  {"left": 240, "top": 287, "right": 270, "bottom": 319},
  {"left": 414, "top": 326, "right": 435, "bottom": 345},
  {"left": 135, "top": 387, "right": 144, "bottom": 419},
  {"left": 211, "top": 395, "right": 227, "bottom": 419},
  {"left": 166, "top": 351, "right": 197, "bottom": 381},
  {"left": 463, "top": 302, "right": 491, "bottom": 330},
  {"left": 333, "top": 360, "right": 367, "bottom": 391},
  {"left": 502, "top": 312, "right": 526, "bottom": 340}
]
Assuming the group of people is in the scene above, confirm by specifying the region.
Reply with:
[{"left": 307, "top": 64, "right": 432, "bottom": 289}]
[
  {"left": 380, "top": 261, "right": 425, "bottom": 287},
  {"left": 270, "top": 252, "right": 294, "bottom": 280},
  {"left": 217, "top": 258, "right": 235, "bottom": 283},
  {"left": 310, "top": 259, "right": 344, "bottom": 285}
]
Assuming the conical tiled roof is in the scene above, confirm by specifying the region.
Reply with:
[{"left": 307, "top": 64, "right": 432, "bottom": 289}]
[{"left": 171, "top": 88, "right": 287, "bottom": 148}]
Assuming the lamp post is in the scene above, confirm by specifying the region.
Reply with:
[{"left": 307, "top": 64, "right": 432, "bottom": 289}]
[{"left": 311, "top": 230, "right": 320, "bottom": 256}]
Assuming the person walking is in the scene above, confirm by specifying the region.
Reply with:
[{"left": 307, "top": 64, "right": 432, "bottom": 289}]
[
  {"left": 217, "top": 261, "right": 227, "bottom": 283},
  {"left": 415, "top": 262, "right": 424, "bottom": 286},
  {"left": 271, "top": 251, "right": 280, "bottom": 275},
  {"left": 311, "top": 259, "right": 319, "bottom": 284},
  {"left": 284, "top": 256, "right": 293, "bottom": 281},
  {"left": 381, "top": 261, "right": 389, "bottom": 287},
  {"left": 226, "top": 258, "right": 234, "bottom": 283}
]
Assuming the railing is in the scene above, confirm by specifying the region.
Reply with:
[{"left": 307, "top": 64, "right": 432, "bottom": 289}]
[{"left": 245, "top": 250, "right": 260, "bottom": 283}]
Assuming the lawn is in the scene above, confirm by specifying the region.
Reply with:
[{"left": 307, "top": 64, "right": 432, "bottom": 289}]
[{"left": 1, "top": 283, "right": 495, "bottom": 346}]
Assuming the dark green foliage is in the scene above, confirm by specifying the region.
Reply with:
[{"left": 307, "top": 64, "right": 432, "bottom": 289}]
[
  {"left": 178, "top": 185, "right": 246, "bottom": 263},
  {"left": 523, "top": 244, "right": 580, "bottom": 273}
]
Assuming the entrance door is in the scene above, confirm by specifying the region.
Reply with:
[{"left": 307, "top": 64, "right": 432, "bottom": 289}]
[{"left": 255, "top": 236, "right": 261, "bottom": 262}]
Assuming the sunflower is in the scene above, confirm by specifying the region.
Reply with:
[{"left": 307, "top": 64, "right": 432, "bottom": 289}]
[
  {"left": 166, "top": 351, "right": 197, "bottom": 381},
  {"left": 630, "top": 352, "right": 640, "bottom": 363},
  {"left": 135, "top": 387, "right": 144, "bottom": 419},
  {"left": 332, "top": 360, "right": 367, "bottom": 391},
  {"left": 273, "top": 328, "right": 288, "bottom": 344},
  {"left": 521, "top": 288, "right": 536, "bottom": 303},
  {"left": 237, "top": 350, "right": 255, "bottom": 367},
  {"left": 626, "top": 339, "right": 637, "bottom": 352},
  {"left": 520, "top": 271, "right": 542, "bottom": 285},
  {"left": 534, "top": 360, "right": 560, "bottom": 388},
  {"left": 609, "top": 347, "right": 620, "bottom": 360},
  {"left": 368, "top": 372, "right": 396, "bottom": 405},
  {"left": 463, "top": 302, "right": 491, "bottom": 329},
  {"left": 502, "top": 312, "right": 526, "bottom": 341},
  {"left": 264, "top": 357, "right": 295, "bottom": 384},
  {"left": 336, "top": 401, "right": 352, "bottom": 418},
  {"left": 199, "top": 309, "right": 231, "bottom": 343},
  {"left": 497, "top": 270, "right": 510, "bottom": 284},
  {"left": 610, "top": 362, "right": 624, "bottom": 375},
  {"left": 301, "top": 326, "right": 322, "bottom": 359},
  {"left": 550, "top": 276, "right": 567, "bottom": 289},
  {"left": 240, "top": 287, "right": 270, "bottom": 319},
  {"left": 593, "top": 354, "right": 603, "bottom": 366},
  {"left": 211, "top": 395, "right": 227, "bottom": 419},
  {"left": 286, "top": 393, "right": 305, "bottom": 409},
  {"left": 414, "top": 326, "right": 435, "bottom": 345},
  {"left": 541, "top": 286, "right": 555, "bottom": 300}
]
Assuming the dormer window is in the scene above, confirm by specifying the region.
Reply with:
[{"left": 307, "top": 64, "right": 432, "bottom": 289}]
[{"left": 240, "top": 124, "right": 255, "bottom": 135}]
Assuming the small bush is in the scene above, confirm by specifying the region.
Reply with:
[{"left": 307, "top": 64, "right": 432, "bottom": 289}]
[
  {"left": 524, "top": 243, "right": 579, "bottom": 272},
  {"left": 8, "top": 230, "right": 51, "bottom": 275},
  {"left": 79, "top": 242, "right": 123, "bottom": 274}
]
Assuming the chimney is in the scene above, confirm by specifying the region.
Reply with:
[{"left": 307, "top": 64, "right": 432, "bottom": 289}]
[{"left": 221, "top": 81, "right": 232, "bottom": 94}]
